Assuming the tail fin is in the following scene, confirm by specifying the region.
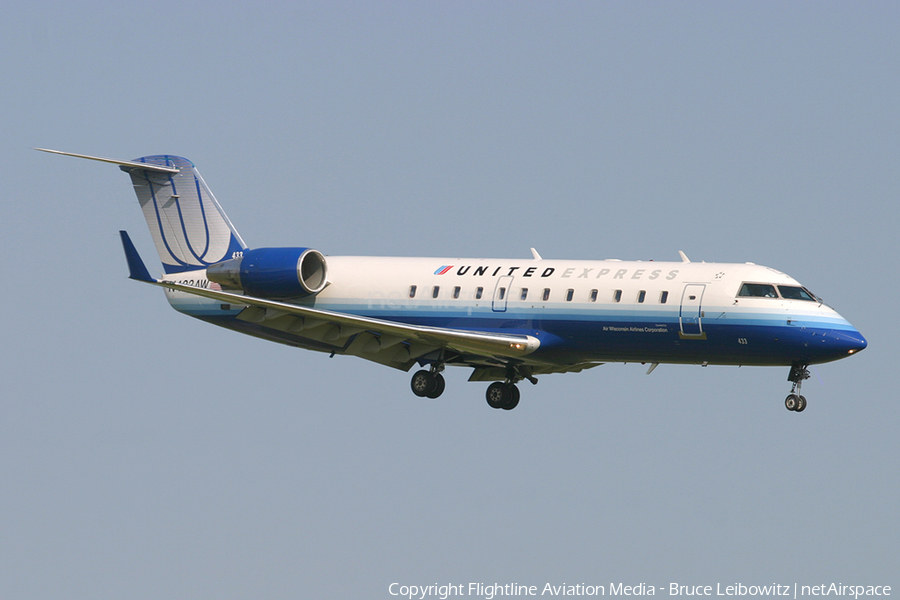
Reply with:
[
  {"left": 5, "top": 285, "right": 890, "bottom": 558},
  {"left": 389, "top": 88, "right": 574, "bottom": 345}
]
[
  {"left": 35, "top": 149, "right": 246, "bottom": 274},
  {"left": 124, "top": 155, "right": 246, "bottom": 274}
]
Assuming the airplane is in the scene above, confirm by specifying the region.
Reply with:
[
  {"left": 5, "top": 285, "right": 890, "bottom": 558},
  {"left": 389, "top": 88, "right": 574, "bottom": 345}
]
[{"left": 38, "top": 148, "right": 867, "bottom": 412}]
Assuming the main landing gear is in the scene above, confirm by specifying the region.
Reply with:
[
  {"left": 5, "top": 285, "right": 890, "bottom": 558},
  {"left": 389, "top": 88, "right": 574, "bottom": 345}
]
[
  {"left": 785, "top": 364, "right": 810, "bottom": 413},
  {"left": 410, "top": 367, "right": 446, "bottom": 399},
  {"left": 409, "top": 364, "right": 536, "bottom": 410},
  {"left": 486, "top": 381, "right": 520, "bottom": 410},
  {"left": 484, "top": 366, "right": 537, "bottom": 411}
]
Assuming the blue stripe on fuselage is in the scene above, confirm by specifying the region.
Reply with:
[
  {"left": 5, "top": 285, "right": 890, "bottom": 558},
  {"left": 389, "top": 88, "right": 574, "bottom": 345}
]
[{"left": 170, "top": 297, "right": 865, "bottom": 367}]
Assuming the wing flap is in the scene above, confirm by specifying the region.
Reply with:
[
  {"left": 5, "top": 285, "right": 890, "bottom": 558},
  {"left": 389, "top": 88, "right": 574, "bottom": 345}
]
[{"left": 468, "top": 362, "right": 603, "bottom": 382}]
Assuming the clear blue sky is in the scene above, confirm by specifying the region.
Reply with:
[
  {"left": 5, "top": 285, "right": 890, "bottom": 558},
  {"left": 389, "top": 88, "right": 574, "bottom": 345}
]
[{"left": 2, "top": 2, "right": 897, "bottom": 598}]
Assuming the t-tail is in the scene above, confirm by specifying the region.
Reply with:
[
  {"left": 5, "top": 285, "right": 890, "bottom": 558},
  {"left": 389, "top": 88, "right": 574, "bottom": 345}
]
[{"left": 35, "top": 149, "right": 247, "bottom": 273}]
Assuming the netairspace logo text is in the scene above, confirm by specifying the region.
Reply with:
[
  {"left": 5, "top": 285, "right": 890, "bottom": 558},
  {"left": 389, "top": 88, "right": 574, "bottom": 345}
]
[{"left": 387, "top": 583, "right": 892, "bottom": 600}]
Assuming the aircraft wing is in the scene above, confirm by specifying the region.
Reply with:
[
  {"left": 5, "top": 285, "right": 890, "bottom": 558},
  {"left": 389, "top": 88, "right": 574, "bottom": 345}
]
[
  {"left": 120, "top": 232, "right": 540, "bottom": 370},
  {"left": 158, "top": 279, "right": 541, "bottom": 362}
]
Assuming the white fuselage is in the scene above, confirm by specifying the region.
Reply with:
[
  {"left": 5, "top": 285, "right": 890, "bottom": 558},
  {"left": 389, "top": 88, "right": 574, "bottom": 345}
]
[{"left": 161, "top": 255, "right": 864, "bottom": 369}]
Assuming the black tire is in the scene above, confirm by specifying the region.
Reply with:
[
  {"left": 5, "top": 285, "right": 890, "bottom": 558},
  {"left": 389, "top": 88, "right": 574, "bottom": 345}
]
[
  {"left": 796, "top": 395, "right": 807, "bottom": 412},
  {"left": 486, "top": 382, "right": 507, "bottom": 409},
  {"left": 426, "top": 373, "right": 445, "bottom": 399},
  {"left": 411, "top": 370, "right": 436, "bottom": 397},
  {"left": 785, "top": 394, "right": 798, "bottom": 411},
  {"left": 501, "top": 384, "right": 520, "bottom": 410}
]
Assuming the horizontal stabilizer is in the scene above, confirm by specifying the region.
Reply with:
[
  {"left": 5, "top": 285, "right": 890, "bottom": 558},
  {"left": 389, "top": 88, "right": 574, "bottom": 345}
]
[{"left": 34, "top": 148, "right": 180, "bottom": 174}]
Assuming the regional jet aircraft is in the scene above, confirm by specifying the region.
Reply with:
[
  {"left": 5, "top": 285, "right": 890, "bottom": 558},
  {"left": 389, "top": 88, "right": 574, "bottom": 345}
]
[{"left": 38, "top": 149, "right": 867, "bottom": 412}]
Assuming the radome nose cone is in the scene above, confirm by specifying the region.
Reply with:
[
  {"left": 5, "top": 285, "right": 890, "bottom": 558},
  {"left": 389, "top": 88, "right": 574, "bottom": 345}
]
[
  {"left": 851, "top": 332, "right": 867, "bottom": 353},
  {"left": 834, "top": 329, "right": 867, "bottom": 355}
]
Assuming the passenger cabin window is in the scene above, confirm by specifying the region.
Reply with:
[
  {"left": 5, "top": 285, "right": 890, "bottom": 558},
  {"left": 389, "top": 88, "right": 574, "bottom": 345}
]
[
  {"left": 520, "top": 288, "right": 528, "bottom": 301},
  {"left": 408, "top": 285, "right": 417, "bottom": 298},
  {"left": 738, "top": 283, "right": 778, "bottom": 298},
  {"left": 542, "top": 288, "right": 550, "bottom": 301},
  {"left": 638, "top": 290, "right": 646, "bottom": 303},
  {"left": 498, "top": 287, "right": 506, "bottom": 300},
  {"left": 475, "top": 287, "right": 483, "bottom": 300},
  {"left": 432, "top": 286, "right": 440, "bottom": 299},
  {"left": 590, "top": 289, "right": 598, "bottom": 302},
  {"left": 778, "top": 285, "right": 817, "bottom": 301},
  {"left": 452, "top": 286, "right": 461, "bottom": 299},
  {"left": 660, "top": 291, "right": 669, "bottom": 304},
  {"left": 614, "top": 290, "right": 622, "bottom": 303},
  {"left": 566, "top": 289, "right": 574, "bottom": 302}
]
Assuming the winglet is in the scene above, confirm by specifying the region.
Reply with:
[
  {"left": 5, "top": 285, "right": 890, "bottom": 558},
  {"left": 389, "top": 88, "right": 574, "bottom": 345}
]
[
  {"left": 678, "top": 250, "right": 691, "bottom": 263},
  {"left": 119, "top": 231, "right": 156, "bottom": 282},
  {"left": 530, "top": 248, "right": 543, "bottom": 260}
]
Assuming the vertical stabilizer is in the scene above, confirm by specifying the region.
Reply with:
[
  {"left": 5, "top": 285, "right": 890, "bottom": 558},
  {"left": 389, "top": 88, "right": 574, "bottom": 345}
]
[
  {"left": 123, "top": 155, "right": 246, "bottom": 274},
  {"left": 35, "top": 149, "right": 247, "bottom": 274}
]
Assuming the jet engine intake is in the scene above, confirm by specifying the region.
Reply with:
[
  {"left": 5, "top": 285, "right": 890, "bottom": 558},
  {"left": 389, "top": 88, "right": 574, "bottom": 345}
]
[{"left": 207, "top": 247, "right": 328, "bottom": 298}]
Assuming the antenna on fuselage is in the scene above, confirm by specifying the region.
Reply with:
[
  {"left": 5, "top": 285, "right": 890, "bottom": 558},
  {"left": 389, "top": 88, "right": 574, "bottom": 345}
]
[{"left": 678, "top": 250, "right": 691, "bottom": 263}]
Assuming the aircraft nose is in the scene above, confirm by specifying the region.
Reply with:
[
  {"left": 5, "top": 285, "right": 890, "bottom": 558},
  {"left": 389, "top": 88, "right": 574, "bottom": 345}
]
[{"left": 829, "top": 328, "right": 867, "bottom": 357}]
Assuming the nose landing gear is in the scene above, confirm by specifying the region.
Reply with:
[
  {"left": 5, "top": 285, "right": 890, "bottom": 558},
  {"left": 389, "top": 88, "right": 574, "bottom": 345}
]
[
  {"left": 785, "top": 364, "right": 810, "bottom": 412},
  {"left": 784, "top": 393, "right": 807, "bottom": 412}
]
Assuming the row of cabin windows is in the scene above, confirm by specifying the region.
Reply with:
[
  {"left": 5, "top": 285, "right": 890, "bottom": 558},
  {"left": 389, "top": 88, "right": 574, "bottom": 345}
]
[{"left": 409, "top": 285, "right": 669, "bottom": 304}]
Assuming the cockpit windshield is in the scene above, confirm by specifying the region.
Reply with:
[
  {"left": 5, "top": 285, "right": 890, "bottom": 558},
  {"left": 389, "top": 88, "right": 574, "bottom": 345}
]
[
  {"left": 738, "top": 283, "right": 778, "bottom": 298},
  {"left": 737, "top": 282, "right": 821, "bottom": 302},
  {"left": 778, "top": 285, "right": 818, "bottom": 302}
]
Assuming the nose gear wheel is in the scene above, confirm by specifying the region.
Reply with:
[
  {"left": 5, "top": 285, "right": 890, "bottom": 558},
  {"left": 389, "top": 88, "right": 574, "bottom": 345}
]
[{"left": 785, "top": 394, "right": 807, "bottom": 412}]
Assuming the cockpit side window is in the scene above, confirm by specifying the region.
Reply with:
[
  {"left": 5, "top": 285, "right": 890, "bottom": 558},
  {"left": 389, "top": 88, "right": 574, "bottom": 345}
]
[
  {"left": 738, "top": 283, "right": 778, "bottom": 298},
  {"left": 778, "top": 285, "right": 817, "bottom": 301}
]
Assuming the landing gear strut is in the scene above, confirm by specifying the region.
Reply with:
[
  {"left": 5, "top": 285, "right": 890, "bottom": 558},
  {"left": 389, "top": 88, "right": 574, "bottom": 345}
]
[
  {"left": 410, "top": 365, "right": 445, "bottom": 399},
  {"left": 785, "top": 364, "right": 809, "bottom": 412}
]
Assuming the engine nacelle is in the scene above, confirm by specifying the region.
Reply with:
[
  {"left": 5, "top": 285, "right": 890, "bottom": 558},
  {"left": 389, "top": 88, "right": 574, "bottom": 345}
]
[{"left": 206, "top": 247, "right": 328, "bottom": 299}]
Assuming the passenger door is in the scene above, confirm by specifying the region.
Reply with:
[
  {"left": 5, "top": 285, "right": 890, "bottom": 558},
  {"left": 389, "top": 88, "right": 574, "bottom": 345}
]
[{"left": 679, "top": 284, "right": 706, "bottom": 336}]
